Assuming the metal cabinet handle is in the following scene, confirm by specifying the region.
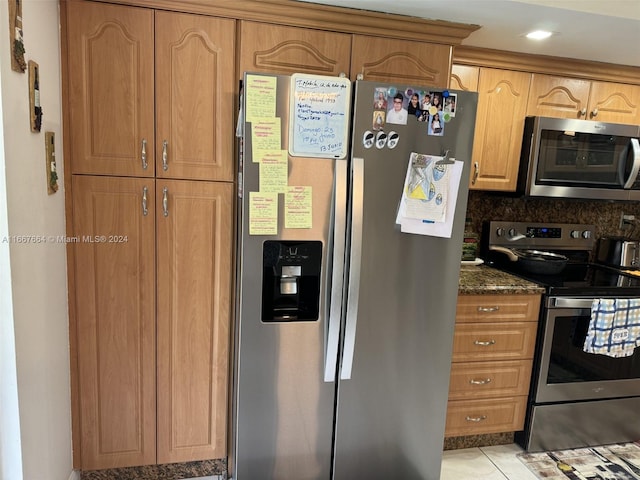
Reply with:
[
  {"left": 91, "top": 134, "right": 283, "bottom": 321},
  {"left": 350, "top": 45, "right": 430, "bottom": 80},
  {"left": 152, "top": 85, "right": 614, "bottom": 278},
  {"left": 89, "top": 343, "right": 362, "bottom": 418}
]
[
  {"left": 579, "top": 108, "right": 587, "bottom": 116},
  {"left": 141, "top": 139, "right": 148, "bottom": 170},
  {"left": 142, "top": 186, "right": 149, "bottom": 216},
  {"left": 477, "top": 306, "right": 499, "bottom": 312},
  {"left": 162, "top": 140, "right": 168, "bottom": 171},
  {"left": 473, "top": 339, "right": 496, "bottom": 346},
  {"left": 469, "top": 378, "right": 492, "bottom": 385},
  {"left": 162, "top": 187, "right": 169, "bottom": 217},
  {"left": 472, "top": 162, "right": 479, "bottom": 185},
  {"left": 465, "top": 415, "right": 487, "bottom": 422},
  {"left": 590, "top": 108, "right": 598, "bottom": 118}
]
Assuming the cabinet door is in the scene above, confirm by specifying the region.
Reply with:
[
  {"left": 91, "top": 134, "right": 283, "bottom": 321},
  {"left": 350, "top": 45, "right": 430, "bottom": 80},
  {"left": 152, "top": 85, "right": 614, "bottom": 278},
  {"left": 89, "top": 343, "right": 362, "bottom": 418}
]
[
  {"left": 66, "top": 2, "right": 154, "bottom": 176},
  {"left": 156, "top": 13, "right": 236, "bottom": 181},
  {"left": 588, "top": 81, "right": 640, "bottom": 124},
  {"left": 350, "top": 35, "right": 451, "bottom": 87},
  {"left": 156, "top": 180, "right": 233, "bottom": 463},
  {"left": 470, "top": 68, "right": 531, "bottom": 191},
  {"left": 238, "top": 21, "right": 351, "bottom": 77},
  {"left": 450, "top": 64, "right": 479, "bottom": 92},
  {"left": 526, "top": 74, "right": 591, "bottom": 119},
  {"left": 72, "top": 175, "right": 156, "bottom": 470}
]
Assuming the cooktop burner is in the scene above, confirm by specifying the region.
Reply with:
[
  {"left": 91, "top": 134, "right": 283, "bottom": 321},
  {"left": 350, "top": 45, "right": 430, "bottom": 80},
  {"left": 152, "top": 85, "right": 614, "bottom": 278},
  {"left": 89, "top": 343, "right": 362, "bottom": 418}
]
[
  {"left": 482, "top": 221, "right": 640, "bottom": 296},
  {"left": 493, "top": 261, "right": 640, "bottom": 295}
]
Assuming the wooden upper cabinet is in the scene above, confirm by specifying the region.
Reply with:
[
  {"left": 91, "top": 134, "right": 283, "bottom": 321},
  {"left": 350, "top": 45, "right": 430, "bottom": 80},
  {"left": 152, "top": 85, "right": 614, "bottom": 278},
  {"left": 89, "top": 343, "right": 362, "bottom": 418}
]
[
  {"left": 588, "top": 81, "right": 640, "bottom": 124},
  {"left": 527, "top": 74, "right": 640, "bottom": 124},
  {"left": 527, "top": 74, "right": 592, "bottom": 119},
  {"left": 450, "top": 64, "right": 479, "bottom": 92},
  {"left": 238, "top": 21, "right": 351, "bottom": 77},
  {"left": 351, "top": 35, "right": 451, "bottom": 87},
  {"left": 156, "top": 179, "right": 232, "bottom": 464},
  {"left": 72, "top": 175, "right": 156, "bottom": 470},
  {"left": 67, "top": 1, "right": 154, "bottom": 176},
  {"left": 470, "top": 68, "right": 531, "bottom": 192},
  {"left": 155, "top": 13, "right": 236, "bottom": 181}
]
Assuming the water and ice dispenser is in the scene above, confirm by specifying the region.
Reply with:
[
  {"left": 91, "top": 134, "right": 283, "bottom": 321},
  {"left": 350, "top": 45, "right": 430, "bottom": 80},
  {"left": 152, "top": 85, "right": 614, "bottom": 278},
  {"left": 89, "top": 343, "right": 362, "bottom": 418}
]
[{"left": 262, "top": 240, "right": 322, "bottom": 322}]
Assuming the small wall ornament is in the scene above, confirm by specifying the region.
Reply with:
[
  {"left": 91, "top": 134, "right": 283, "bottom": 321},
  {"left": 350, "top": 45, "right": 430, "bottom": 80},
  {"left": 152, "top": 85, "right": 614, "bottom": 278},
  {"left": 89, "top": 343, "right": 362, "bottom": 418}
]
[
  {"left": 8, "top": 0, "right": 26, "bottom": 73},
  {"left": 28, "top": 60, "right": 43, "bottom": 132},
  {"left": 45, "top": 132, "right": 58, "bottom": 194}
]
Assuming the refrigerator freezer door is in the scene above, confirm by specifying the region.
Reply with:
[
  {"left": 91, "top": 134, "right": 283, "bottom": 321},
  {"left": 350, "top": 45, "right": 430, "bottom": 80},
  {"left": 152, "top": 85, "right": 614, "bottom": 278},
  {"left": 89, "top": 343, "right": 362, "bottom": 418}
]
[
  {"left": 333, "top": 81, "right": 478, "bottom": 479},
  {"left": 233, "top": 74, "right": 346, "bottom": 480}
]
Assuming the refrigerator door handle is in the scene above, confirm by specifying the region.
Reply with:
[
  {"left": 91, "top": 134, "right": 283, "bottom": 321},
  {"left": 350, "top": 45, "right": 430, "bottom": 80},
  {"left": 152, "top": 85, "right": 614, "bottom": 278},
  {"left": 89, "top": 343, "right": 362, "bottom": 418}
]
[
  {"left": 324, "top": 158, "right": 348, "bottom": 382},
  {"left": 341, "top": 156, "right": 364, "bottom": 380}
]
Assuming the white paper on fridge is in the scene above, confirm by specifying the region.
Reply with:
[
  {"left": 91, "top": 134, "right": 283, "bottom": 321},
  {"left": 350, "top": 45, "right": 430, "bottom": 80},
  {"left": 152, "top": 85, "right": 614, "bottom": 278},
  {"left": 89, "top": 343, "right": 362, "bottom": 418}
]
[
  {"left": 395, "top": 156, "right": 463, "bottom": 238},
  {"left": 400, "top": 153, "right": 451, "bottom": 223}
]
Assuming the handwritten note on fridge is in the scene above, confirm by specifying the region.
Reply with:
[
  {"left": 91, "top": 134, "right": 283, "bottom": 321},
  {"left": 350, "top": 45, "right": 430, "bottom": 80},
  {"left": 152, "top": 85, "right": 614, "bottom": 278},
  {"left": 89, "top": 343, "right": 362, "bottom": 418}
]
[{"left": 289, "top": 73, "right": 351, "bottom": 159}]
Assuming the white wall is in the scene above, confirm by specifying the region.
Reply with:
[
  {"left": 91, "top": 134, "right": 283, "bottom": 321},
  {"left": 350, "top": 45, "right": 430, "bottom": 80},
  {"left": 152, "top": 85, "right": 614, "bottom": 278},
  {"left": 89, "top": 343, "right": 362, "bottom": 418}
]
[
  {"left": 0, "top": 1, "right": 72, "bottom": 479},
  {"left": 0, "top": 72, "right": 23, "bottom": 480}
]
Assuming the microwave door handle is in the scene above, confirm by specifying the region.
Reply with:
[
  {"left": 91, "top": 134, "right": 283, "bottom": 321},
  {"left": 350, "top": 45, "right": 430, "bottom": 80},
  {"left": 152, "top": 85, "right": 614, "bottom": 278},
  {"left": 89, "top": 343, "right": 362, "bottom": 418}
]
[{"left": 622, "top": 138, "right": 640, "bottom": 189}]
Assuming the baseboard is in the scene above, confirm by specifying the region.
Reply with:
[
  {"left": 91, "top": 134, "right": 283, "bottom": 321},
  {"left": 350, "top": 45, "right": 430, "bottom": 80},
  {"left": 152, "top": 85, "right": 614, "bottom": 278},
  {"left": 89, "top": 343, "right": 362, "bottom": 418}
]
[{"left": 68, "top": 470, "right": 81, "bottom": 480}]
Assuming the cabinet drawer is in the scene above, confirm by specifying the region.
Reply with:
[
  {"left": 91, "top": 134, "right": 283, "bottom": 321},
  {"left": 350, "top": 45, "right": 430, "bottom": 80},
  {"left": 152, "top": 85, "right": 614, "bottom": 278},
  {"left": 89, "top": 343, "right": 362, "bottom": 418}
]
[
  {"left": 456, "top": 294, "right": 540, "bottom": 323},
  {"left": 451, "top": 322, "right": 537, "bottom": 361},
  {"left": 448, "top": 360, "right": 532, "bottom": 400},
  {"left": 445, "top": 397, "right": 526, "bottom": 437}
]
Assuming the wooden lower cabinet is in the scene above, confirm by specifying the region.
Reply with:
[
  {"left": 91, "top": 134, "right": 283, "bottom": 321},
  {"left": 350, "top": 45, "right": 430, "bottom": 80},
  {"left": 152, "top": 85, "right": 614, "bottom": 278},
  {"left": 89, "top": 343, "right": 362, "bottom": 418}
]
[
  {"left": 445, "top": 398, "right": 527, "bottom": 437},
  {"left": 72, "top": 175, "right": 232, "bottom": 469},
  {"left": 448, "top": 360, "right": 533, "bottom": 400},
  {"left": 445, "top": 294, "right": 540, "bottom": 437},
  {"left": 73, "top": 175, "right": 157, "bottom": 469},
  {"left": 156, "top": 179, "right": 232, "bottom": 464}
]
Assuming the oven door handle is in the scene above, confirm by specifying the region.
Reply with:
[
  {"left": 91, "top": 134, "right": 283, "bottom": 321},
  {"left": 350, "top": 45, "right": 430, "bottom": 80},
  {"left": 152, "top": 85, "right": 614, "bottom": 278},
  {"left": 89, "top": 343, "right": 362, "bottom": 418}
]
[{"left": 548, "top": 297, "right": 595, "bottom": 309}]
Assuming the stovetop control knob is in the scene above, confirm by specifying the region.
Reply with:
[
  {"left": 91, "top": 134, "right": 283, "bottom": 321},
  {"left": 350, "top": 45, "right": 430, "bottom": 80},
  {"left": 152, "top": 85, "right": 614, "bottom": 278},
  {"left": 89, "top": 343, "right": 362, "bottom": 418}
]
[
  {"left": 508, "top": 228, "right": 517, "bottom": 237},
  {"left": 570, "top": 230, "right": 580, "bottom": 239},
  {"left": 496, "top": 227, "right": 505, "bottom": 237},
  {"left": 582, "top": 230, "right": 592, "bottom": 239}
]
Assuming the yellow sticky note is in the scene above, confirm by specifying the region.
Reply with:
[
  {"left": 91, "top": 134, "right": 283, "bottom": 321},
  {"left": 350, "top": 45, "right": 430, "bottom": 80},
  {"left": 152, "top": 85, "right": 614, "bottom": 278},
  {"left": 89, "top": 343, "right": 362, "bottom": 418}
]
[
  {"left": 246, "top": 75, "right": 277, "bottom": 121},
  {"left": 252, "top": 119, "right": 282, "bottom": 162},
  {"left": 249, "top": 192, "right": 278, "bottom": 235},
  {"left": 285, "top": 186, "right": 312, "bottom": 229},
  {"left": 259, "top": 150, "right": 288, "bottom": 193}
]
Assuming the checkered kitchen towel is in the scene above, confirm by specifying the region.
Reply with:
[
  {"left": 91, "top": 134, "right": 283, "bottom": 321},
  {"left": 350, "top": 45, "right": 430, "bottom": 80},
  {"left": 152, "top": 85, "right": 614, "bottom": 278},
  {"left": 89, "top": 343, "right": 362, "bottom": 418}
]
[{"left": 583, "top": 298, "right": 640, "bottom": 357}]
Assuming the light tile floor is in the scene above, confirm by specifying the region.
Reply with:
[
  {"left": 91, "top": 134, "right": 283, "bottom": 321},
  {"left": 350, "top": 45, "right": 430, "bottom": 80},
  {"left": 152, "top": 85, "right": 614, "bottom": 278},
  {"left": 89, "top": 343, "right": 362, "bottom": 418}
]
[{"left": 441, "top": 443, "right": 539, "bottom": 480}]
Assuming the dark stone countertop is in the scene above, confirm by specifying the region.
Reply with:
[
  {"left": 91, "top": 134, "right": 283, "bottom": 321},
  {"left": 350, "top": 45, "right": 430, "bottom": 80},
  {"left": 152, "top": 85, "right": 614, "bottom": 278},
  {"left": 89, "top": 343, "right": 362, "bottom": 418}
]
[{"left": 458, "top": 264, "right": 545, "bottom": 295}]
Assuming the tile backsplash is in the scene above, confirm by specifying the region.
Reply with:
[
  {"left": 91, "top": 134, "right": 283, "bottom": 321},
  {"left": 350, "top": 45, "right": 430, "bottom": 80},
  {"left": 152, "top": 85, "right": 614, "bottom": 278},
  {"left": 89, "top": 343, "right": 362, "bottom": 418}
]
[{"left": 465, "top": 191, "right": 640, "bottom": 250}]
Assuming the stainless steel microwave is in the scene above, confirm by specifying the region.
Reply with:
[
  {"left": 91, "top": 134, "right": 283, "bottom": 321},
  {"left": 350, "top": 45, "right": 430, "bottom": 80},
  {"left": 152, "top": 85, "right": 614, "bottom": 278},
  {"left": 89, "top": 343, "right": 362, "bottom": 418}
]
[{"left": 517, "top": 116, "right": 640, "bottom": 201}]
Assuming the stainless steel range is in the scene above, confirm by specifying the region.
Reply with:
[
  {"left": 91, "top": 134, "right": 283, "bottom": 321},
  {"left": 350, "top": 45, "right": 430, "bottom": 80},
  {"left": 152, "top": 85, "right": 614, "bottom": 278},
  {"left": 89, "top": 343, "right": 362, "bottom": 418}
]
[{"left": 482, "top": 221, "right": 640, "bottom": 452}]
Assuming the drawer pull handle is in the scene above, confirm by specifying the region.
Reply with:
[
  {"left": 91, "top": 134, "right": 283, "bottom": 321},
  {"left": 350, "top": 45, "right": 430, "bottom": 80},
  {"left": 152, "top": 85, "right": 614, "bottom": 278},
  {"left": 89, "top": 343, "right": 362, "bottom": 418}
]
[
  {"left": 469, "top": 378, "right": 492, "bottom": 385},
  {"left": 477, "top": 306, "right": 499, "bottom": 312},
  {"left": 465, "top": 415, "right": 487, "bottom": 423},
  {"left": 141, "top": 139, "right": 148, "bottom": 170},
  {"left": 472, "top": 162, "right": 479, "bottom": 185},
  {"left": 474, "top": 339, "right": 496, "bottom": 346},
  {"left": 162, "top": 187, "right": 169, "bottom": 217},
  {"left": 142, "top": 186, "right": 149, "bottom": 216},
  {"left": 162, "top": 140, "right": 169, "bottom": 171}
]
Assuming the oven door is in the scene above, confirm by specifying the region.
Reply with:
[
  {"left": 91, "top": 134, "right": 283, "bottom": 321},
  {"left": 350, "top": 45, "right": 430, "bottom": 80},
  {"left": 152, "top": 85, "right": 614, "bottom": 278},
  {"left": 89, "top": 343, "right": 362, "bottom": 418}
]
[{"left": 535, "top": 296, "right": 640, "bottom": 403}]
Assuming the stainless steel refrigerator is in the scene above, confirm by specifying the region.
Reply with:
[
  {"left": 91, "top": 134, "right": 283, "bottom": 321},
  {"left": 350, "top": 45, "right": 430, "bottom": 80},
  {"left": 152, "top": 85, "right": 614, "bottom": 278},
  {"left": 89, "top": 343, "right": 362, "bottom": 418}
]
[{"left": 232, "top": 73, "right": 478, "bottom": 479}]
